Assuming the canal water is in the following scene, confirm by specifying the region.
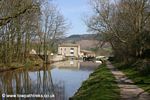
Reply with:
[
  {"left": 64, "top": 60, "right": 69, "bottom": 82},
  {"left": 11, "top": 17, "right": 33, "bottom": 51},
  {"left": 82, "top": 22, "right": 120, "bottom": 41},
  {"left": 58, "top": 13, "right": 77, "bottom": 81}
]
[{"left": 0, "top": 60, "right": 99, "bottom": 100}]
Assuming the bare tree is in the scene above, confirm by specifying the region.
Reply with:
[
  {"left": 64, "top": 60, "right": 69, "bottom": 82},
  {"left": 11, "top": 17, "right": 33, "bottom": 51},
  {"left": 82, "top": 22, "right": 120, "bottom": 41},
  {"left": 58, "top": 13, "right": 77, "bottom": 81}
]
[
  {"left": 0, "top": 0, "right": 68, "bottom": 65},
  {"left": 0, "top": 0, "right": 40, "bottom": 64},
  {"left": 87, "top": 0, "right": 150, "bottom": 63},
  {"left": 39, "top": 2, "right": 68, "bottom": 62}
]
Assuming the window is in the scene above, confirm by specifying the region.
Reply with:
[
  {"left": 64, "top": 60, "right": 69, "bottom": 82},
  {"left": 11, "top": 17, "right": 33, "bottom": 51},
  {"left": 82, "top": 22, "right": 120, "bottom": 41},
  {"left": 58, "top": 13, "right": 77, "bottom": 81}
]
[
  {"left": 70, "top": 52, "right": 74, "bottom": 54},
  {"left": 70, "top": 48, "right": 74, "bottom": 50}
]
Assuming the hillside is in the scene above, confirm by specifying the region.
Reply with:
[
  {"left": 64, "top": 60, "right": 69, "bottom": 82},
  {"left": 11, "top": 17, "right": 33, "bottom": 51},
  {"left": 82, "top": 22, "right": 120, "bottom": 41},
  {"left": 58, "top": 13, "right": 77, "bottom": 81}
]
[
  {"left": 59, "top": 34, "right": 99, "bottom": 49},
  {"left": 66, "top": 34, "right": 98, "bottom": 41}
]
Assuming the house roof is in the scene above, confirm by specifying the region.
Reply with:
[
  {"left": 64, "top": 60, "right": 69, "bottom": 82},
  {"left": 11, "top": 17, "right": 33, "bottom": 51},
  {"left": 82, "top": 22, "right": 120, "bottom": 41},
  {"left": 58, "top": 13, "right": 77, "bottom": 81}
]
[{"left": 59, "top": 43, "right": 80, "bottom": 47}]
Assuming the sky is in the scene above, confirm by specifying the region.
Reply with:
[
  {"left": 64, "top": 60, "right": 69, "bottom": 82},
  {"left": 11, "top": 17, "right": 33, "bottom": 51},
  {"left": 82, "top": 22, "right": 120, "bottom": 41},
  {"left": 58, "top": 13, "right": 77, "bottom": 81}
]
[{"left": 52, "top": 0, "right": 92, "bottom": 36}]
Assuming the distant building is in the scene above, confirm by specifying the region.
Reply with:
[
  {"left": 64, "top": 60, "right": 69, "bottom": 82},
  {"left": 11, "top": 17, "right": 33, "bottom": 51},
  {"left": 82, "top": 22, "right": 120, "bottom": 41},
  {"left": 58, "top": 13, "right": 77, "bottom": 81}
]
[
  {"left": 29, "top": 49, "right": 37, "bottom": 55},
  {"left": 58, "top": 43, "right": 80, "bottom": 58},
  {"left": 80, "top": 50, "right": 96, "bottom": 57}
]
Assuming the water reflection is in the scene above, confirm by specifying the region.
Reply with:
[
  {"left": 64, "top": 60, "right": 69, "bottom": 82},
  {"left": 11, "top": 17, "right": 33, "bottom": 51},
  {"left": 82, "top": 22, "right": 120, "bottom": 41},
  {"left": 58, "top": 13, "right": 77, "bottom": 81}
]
[
  {"left": 0, "top": 60, "right": 99, "bottom": 100},
  {"left": 51, "top": 60, "right": 99, "bottom": 71},
  {"left": 50, "top": 60, "right": 99, "bottom": 99},
  {"left": 0, "top": 67, "right": 56, "bottom": 100},
  {"left": 51, "top": 60, "right": 80, "bottom": 69}
]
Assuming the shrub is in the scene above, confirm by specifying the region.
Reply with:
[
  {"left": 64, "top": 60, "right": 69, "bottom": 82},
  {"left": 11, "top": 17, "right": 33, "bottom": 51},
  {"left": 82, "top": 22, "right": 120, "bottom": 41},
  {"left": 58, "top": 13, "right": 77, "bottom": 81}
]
[{"left": 134, "top": 59, "right": 150, "bottom": 75}]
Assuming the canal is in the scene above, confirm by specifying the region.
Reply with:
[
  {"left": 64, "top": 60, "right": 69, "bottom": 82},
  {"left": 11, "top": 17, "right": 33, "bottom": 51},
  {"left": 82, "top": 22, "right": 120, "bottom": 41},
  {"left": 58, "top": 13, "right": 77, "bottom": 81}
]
[{"left": 0, "top": 60, "right": 99, "bottom": 100}]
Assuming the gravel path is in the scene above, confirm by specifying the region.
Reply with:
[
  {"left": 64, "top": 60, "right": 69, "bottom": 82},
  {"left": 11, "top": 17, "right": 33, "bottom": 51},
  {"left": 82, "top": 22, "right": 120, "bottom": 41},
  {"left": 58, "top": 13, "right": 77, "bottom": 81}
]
[{"left": 106, "top": 61, "right": 150, "bottom": 100}]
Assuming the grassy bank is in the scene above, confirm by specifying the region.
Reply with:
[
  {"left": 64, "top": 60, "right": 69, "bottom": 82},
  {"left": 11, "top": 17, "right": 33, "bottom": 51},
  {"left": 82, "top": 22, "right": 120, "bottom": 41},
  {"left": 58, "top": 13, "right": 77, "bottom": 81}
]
[
  {"left": 112, "top": 62, "right": 150, "bottom": 93},
  {"left": 70, "top": 63, "right": 120, "bottom": 100},
  {"left": 0, "top": 55, "right": 43, "bottom": 72}
]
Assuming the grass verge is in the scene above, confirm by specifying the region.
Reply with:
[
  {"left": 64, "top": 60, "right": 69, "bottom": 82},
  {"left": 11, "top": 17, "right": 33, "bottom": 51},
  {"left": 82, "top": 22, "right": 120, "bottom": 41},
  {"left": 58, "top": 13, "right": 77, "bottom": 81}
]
[
  {"left": 112, "top": 62, "right": 150, "bottom": 93},
  {"left": 70, "top": 63, "right": 120, "bottom": 100},
  {"left": 0, "top": 56, "right": 43, "bottom": 72}
]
